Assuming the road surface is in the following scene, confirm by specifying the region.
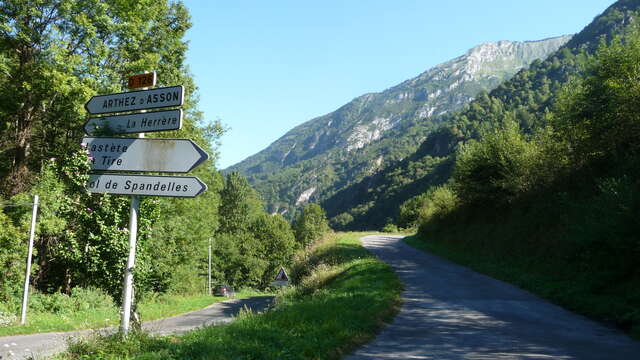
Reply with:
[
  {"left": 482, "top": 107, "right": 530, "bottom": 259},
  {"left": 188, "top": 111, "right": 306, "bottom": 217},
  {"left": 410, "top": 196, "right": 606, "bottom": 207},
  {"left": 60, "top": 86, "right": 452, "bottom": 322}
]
[
  {"left": 0, "top": 296, "right": 272, "bottom": 359},
  {"left": 347, "top": 235, "right": 640, "bottom": 359}
]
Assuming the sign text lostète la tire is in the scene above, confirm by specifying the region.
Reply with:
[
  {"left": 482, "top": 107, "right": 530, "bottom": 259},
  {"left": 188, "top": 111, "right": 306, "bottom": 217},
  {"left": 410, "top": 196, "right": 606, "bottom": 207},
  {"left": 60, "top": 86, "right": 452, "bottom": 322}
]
[{"left": 83, "top": 136, "right": 208, "bottom": 173}]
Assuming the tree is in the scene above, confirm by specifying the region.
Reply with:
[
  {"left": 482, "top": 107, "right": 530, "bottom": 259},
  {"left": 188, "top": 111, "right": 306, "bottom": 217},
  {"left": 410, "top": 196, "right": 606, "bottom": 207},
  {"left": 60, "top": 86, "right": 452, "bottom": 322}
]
[
  {"left": 453, "top": 120, "right": 541, "bottom": 205},
  {"left": 293, "top": 203, "right": 330, "bottom": 248},
  {"left": 553, "top": 31, "right": 640, "bottom": 167},
  {"left": 0, "top": 0, "right": 201, "bottom": 196},
  {"left": 249, "top": 213, "right": 297, "bottom": 286},
  {"left": 218, "top": 172, "right": 263, "bottom": 234},
  {"left": 0, "top": 0, "right": 225, "bottom": 302}
]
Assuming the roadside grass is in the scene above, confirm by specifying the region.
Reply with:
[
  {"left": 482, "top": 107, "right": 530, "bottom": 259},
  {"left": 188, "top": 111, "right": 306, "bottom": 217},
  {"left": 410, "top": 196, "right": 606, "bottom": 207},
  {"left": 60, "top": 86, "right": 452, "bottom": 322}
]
[
  {"left": 58, "top": 232, "right": 403, "bottom": 359},
  {"left": 0, "top": 290, "right": 263, "bottom": 337},
  {"left": 407, "top": 191, "right": 640, "bottom": 340}
]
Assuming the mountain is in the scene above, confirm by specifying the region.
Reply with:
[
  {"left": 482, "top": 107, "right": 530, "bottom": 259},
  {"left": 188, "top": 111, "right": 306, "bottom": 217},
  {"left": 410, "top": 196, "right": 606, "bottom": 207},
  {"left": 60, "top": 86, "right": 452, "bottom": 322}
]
[
  {"left": 322, "top": 0, "right": 640, "bottom": 230},
  {"left": 227, "top": 36, "right": 571, "bottom": 218}
]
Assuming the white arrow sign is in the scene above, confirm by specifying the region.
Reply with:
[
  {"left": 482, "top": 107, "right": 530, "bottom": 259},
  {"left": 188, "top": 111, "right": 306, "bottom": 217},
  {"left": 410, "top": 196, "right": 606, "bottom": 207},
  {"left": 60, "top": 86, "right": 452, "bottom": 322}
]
[
  {"left": 84, "top": 85, "right": 184, "bottom": 114},
  {"left": 83, "top": 137, "right": 209, "bottom": 173},
  {"left": 87, "top": 174, "right": 207, "bottom": 197},
  {"left": 84, "top": 109, "right": 182, "bottom": 135}
]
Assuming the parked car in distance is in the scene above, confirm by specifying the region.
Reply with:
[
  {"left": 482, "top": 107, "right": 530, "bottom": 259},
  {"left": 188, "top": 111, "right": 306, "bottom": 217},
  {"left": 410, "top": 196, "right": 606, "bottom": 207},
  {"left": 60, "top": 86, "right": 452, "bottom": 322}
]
[{"left": 213, "top": 284, "right": 235, "bottom": 297}]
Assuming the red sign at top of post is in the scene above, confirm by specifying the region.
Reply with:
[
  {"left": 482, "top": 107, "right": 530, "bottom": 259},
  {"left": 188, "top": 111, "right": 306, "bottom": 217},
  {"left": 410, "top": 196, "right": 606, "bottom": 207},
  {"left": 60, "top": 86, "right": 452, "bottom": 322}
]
[{"left": 128, "top": 72, "right": 156, "bottom": 89}]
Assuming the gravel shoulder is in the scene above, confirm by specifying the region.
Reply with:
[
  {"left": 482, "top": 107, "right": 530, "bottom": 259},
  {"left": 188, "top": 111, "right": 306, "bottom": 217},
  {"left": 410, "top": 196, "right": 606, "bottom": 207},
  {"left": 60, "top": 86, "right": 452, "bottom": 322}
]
[
  {"left": 0, "top": 296, "right": 273, "bottom": 359},
  {"left": 347, "top": 235, "right": 640, "bottom": 360}
]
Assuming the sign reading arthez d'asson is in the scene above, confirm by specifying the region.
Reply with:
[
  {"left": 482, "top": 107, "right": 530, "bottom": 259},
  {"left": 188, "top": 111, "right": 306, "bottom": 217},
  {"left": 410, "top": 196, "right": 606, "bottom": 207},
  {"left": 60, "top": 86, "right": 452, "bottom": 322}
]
[{"left": 84, "top": 85, "right": 184, "bottom": 114}]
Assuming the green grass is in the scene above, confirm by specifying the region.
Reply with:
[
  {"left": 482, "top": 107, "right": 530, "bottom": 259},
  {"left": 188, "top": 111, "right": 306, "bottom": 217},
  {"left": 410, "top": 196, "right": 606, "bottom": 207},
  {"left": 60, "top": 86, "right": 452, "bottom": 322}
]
[
  {"left": 407, "top": 188, "right": 640, "bottom": 340},
  {"left": 0, "top": 290, "right": 263, "bottom": 337},
  {"left": 58, "top": 232, "right": 403, "bottom": 359}
]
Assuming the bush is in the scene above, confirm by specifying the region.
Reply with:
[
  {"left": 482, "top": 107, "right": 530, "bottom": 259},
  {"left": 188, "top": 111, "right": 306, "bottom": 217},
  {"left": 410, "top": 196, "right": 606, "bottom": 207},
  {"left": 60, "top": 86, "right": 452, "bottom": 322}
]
[
  {"left": 293, "top": 203, "right": 330, "bottom": 248},
  {"left": 70, "top": 287, "right": 115, "bottom": 312},
  {"left": 0, "top": 209, "right": 25, "bottom": 302},
  {"left": 29, "top": 292, "right": 75, "bottom": 314},
  {"left": 382, "top": 223, "right": 398, "bottom": 233},
  {"left": 397, "top": 193, "right": 430, "bottom": 229},
  {"left": 453, "top": 121, "right": 541, "bottom": 205},
  {"left": 553, "top": 31, "right": 640, "bottom": 166}
]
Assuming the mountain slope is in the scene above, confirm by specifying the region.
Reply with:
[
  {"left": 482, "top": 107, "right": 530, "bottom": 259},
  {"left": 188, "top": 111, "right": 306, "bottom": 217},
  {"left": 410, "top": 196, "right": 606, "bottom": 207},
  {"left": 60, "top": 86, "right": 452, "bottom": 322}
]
[
  {"left": 323, "top": 0, "right": 640, "bottom": 230},
  {"left": 227, "top": 36, "right": 571, "bottom": 217}
]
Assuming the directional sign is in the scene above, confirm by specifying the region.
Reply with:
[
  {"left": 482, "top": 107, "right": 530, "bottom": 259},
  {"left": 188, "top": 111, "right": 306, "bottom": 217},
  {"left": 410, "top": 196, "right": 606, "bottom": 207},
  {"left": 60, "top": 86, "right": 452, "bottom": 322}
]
[
  {"left": 84, "top": 109, "right": 182, "bottom": 135},
  {"left": 86, "top": 174, "right": 207, "bottom": 197},
  {"left": 84, "top": 85, "right": 184, "bottom": 114},
  {"left": 128, "top": 72, "right": 156, "bottom": 89},
  {"left": 83, "top": 137, "right": 209, "bottom": 173},
  {"left": 271, "top": 267, "right": 289, "bottom": 287}
]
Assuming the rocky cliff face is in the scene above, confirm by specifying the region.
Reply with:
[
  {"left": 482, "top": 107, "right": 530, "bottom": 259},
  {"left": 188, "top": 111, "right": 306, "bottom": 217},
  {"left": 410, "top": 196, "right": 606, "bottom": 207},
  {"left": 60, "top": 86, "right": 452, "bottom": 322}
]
[{"left": 226, "top": 35, "right": 572, "bottom": 218}]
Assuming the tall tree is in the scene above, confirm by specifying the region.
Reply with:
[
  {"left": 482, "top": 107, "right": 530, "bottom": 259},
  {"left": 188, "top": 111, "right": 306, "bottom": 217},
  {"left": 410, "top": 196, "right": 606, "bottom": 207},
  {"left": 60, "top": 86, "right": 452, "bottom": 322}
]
[{"left": 0, "top": 0, "right": 206, "bottom": 196}]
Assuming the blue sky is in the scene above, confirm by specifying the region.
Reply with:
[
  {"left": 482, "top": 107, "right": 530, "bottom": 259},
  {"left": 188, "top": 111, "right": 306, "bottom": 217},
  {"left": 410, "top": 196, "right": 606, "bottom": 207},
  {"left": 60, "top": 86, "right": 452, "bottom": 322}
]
[{"left": 183, "top": 0, "right": 615, "bottom": 169}]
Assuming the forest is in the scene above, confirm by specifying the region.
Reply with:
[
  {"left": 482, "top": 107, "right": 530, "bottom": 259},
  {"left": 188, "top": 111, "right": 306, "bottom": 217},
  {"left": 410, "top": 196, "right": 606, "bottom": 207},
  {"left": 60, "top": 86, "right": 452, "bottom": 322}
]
[
  {"left": 393, "top": 10, "right": 640, "bottom": 336},
  {"left": 0, "top": 0, "right": 330, "bottom": 322}
]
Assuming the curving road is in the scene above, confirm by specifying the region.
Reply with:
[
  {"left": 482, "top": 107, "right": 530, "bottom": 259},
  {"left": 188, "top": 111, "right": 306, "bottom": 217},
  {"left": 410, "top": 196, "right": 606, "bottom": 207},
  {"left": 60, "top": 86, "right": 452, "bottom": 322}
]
[
  {"left": 0, "top": 296, "right": 273, "bottom": 359},
  {"left": 347, "top": 235, "right": 640, "bottom": 360}
]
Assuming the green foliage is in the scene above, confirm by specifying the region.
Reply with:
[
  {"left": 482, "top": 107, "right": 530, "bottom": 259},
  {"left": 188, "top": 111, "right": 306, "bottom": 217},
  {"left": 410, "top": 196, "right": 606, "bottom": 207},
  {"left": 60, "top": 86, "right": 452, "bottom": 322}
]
[
  {"left": 249, "top": 213, "right": 298, "bottom": 285},
  {"left": 218, "top": 172, "right": 263, "bottom": 234},
  {"left": 381, "top": 223, "right": 399, "bottom": 233},
  {"left": 397, "top": 192, "right": 430, "bottom": 229},
  {"left": 0, "top": 0, "right": 231, "bottom": 304},
  {"left": 553, "top": 30, "right": 640, "bottom": 166},
  {"left": 320, "top": 0, "right": 640, "bottom": 230},
  {"left": 232, "top": 35, "right": 569, "bottom": 228},
  {"left": 3, "top": 145, "right": 161, "bottom": 302},
  {"left": 410, "top": 20, "right": 640, "bottom": 339},
  {"left": 453, "top": 120, "right": 542, "bottom": 205},
  {"left": 213, "top": 172, "right": 298, "bottom": 289},
  {"left": 0, "top": 208, "right": 26, "bottom": 300},
  {"left": 61, "top": 233, "right": 403, "bottom": 360},
  {"left": 0, "top": 0, "right": 202, "bottom": 196},
  {"left": 410, "top": 172, "right": 640, "bottom": 338},
  {"left": 293, "top": 203, "right": 330, "bottom": 248}
]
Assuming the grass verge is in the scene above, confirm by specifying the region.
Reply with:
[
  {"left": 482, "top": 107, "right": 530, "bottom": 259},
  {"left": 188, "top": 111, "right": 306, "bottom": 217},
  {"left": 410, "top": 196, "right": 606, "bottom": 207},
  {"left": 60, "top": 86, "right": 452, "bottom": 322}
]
[
  {"left": 407, "top": 193, "right": 640, "bottom": 341},
  {"left": 58, "top": 232, "right": 403, "bottom": 359},
  {"left": 0, "top": 290, "right": 262, "bottom": 337}
]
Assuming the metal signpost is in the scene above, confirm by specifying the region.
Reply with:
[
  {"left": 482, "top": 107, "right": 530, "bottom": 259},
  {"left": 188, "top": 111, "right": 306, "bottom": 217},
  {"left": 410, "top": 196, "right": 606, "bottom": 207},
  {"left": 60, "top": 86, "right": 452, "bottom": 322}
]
[
  {"left": 83, "top": 72, "right": 209, "bottom": 335},
  {"left": 208, "top": 238, "right": 212, "bottom": 296}
]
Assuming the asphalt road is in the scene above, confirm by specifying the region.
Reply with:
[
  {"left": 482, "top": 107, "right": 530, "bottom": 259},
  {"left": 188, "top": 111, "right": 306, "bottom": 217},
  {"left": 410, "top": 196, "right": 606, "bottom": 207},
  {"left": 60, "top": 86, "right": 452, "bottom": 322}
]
[
  {"left": 0, "top": 296, "right": 273, "bottom": 360},
  {"left": 347, "top": 235, "right": 640, "bottom": 360}
]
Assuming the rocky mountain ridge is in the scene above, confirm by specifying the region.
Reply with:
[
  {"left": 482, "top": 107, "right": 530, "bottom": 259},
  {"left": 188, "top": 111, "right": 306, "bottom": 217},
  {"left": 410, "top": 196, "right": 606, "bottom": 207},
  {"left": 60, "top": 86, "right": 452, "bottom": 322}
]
[{"left": 226, "top": 35, "right": 572, "bottom": 218}]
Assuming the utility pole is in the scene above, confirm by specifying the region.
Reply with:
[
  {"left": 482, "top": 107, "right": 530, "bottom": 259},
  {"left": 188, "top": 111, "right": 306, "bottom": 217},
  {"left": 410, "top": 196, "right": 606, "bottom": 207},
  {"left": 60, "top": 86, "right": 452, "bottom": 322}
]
[
  {"left": 208, "top": 238, "right": 212, "bottom": 295},
  {"left": 20, "top": 195, "right": 39, "bottom": 324}
]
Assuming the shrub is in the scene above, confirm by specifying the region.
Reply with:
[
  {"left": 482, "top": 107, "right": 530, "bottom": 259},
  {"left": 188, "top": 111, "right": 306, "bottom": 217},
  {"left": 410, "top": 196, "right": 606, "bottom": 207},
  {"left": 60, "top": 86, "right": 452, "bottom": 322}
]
[
  {"left": 382, "top": 223, "right": 398, "bottom": 233},
  {"left": 397, "top": 193, "right": 430, "bottom": 229},
  {"left": 453, "top": 121, "right": 541, "bottom": 205},
  {"left": 293, "top": 203, "right": 330, "bottom": 248}
]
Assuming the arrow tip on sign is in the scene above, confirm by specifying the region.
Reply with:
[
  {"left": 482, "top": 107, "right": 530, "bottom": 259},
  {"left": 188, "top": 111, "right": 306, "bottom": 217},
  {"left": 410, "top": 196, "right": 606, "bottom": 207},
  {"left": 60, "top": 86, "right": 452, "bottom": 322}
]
[
  {"left": 194, "top": 177, "right": 208, "bottom": 197},
  {"left": 187, "top": 140, "right": 210, "bottom": 172}
]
